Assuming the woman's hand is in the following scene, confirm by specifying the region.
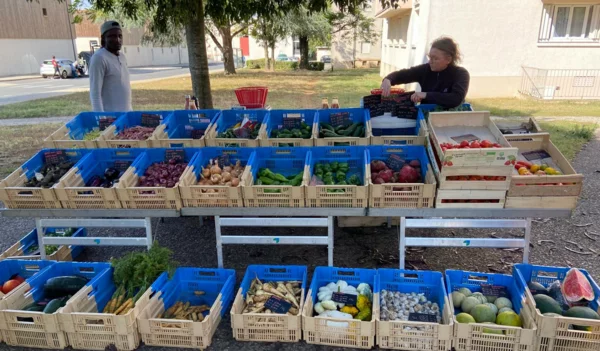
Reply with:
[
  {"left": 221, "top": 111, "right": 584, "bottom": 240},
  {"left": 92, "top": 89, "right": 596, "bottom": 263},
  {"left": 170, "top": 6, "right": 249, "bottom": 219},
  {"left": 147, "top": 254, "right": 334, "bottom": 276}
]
[
  {"left": 411, "top": 92, "right": 427, "bottom": 103},
  {"left": 380, "top": 79, "right": 392, "bottom": 97}
]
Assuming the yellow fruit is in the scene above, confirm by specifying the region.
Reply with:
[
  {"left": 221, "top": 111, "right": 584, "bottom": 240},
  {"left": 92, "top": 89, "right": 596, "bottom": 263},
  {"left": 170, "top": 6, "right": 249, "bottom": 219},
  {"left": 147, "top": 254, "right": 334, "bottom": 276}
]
[
  {"left": 540, "top": 164, "right": 548, "bottom": 171},
  {"left": 530, "top": 165, "right": 540, "bottom": 173},
  {"left": 553, "top": 171, "right": 562, "bottom": 175},
  {"left": 544, "top": 167, "right": 556, "bottom": 175},
  {"left": 518, "top": 167, "right": 530, "bottom": 176}
]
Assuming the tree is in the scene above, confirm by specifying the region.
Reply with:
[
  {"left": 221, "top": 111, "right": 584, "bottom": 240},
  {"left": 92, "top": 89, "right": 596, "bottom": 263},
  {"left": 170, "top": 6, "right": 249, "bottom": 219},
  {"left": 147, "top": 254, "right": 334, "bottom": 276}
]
[
  {"left": 286, "top": 6, "right": 331, "bottom": 69},
  {"left": 250, "top": 15, "right": 288, "bottom": 71},
  {"left": 327, "top": 6, "right": 379, "bottom": 67},
  {"left": 204, "top": 19, "right": 247, "bottom": 75}
]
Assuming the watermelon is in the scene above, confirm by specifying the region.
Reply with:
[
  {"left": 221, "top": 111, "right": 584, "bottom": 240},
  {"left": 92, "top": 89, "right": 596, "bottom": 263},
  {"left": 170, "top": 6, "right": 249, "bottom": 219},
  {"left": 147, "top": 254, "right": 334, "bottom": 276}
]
[{"left": 562, "top": 268, "right": 595, "bottom": 304}]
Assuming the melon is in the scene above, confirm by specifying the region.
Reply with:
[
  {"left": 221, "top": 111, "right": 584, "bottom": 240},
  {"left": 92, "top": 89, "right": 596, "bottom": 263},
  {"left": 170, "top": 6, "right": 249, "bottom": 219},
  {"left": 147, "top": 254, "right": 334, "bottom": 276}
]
[
  {"left": 564, "top": 306, "right": 599, "bottom": 331},
  {"left": 472, "top": 293, "right": 487, "bottom": 304},
  {"left": 497, "top": 311, "right": 522, "bottom": 327},
  {"left": 458, "top": 288, "right": 472, "bottom": 297},
  {"left": 528, "top": 281, "right": 548, "bottom": 296},
  {"left": 499, "top": 307, "right": 515, "bottom": 314},
  {"left": 461, "top": 296, "right": 481, "bottom": 314},
  {"left": 452, "top": 292, "right": 466, "bottom": 308},
  {"left": 456, "top": 313, "right": 476, "bottom": 324},
  {"left": 494, "top": 297, "right": 513, "bottom": 310},
  {"left": 485, "top": 303, "right": 499, "bottom": 315},
  {"left": 486, "top": 295, "right": 497, "bottom": 303},
  {"left": 534, "top": 294, "right": 563, "bottom": 315},
  {"left": 482, "top": 322, "right": 504, "bottom": 335},
  {"left": 472, "top": 304, "right": 497, "bottom": 323},
  {"left": 562, "top": 268, "right": 594, "bottom": 304}
]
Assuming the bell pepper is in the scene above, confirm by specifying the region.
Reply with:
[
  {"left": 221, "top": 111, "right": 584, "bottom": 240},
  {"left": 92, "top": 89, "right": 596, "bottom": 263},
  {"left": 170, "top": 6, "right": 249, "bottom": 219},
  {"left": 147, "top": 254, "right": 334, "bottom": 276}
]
[{"left": 355, "top": 307, "right": 372, "bottom": 321}]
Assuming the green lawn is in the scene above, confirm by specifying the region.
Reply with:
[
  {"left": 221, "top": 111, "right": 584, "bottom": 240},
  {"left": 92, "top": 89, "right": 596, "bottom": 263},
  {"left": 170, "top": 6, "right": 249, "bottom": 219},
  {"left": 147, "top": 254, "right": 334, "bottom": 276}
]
[
  {"left": 537, "top": 121, "right": 597, "bottom": 160},
  {"left": 471, "top": 98, "right": 600, "bottom": 117}
]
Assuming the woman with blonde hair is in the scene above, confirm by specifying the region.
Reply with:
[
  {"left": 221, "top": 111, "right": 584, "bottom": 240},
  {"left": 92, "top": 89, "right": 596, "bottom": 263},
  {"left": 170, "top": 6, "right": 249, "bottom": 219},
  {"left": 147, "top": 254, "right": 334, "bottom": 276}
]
[{"left": 380, "top": 37, "right": 469, "bottom": 108}]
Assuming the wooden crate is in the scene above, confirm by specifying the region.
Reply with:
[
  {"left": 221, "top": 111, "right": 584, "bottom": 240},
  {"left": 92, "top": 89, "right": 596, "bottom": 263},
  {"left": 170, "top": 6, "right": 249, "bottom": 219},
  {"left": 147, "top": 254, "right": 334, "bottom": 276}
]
[
  {"left": 505, "top": 133, "right": 582, "bottom": 207},
  {"left": 428, "top": 111, "right": 518, "bottom": 168},
  {"left": 435, "top": 189, "right": 506, "bottom": 209},
  {"left": 370, "top": 164, "right": 437, "bottom": 208},
  {"left": 55, "top": 167, "right": 122, "bottom": 209},
  {"left": 116, "top": 168, "right": 183, "bottom": 210},
  {"left": 435, "top": 165, "right": 512, "bottom": 191},
  {"left": 44, "top": 125, "right": 98, "bottom": 149}
]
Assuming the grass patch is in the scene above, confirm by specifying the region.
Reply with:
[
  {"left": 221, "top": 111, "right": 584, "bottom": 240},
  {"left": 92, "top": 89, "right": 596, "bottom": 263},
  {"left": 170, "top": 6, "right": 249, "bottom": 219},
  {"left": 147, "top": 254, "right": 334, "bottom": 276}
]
[
  {"left": 470, "top": 98, "right": 600, "bottom": 117},
  {"left": 538, "top": 121, "right": 597, "bottom": 160},
  {"left": 0, "top": 123, "right": 61, "bottom": 177}
]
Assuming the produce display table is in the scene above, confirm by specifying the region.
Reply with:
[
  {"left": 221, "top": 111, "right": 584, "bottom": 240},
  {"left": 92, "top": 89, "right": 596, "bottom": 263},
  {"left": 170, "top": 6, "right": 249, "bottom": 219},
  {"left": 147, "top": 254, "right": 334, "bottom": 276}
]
[{"left": 0, "top": 208, "right": 571, "bottom": 268}]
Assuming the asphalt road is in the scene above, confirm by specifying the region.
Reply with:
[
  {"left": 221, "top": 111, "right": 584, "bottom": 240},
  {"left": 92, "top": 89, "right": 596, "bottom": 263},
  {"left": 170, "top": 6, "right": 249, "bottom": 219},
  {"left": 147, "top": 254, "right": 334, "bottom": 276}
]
[{"left": 0, "top": 63, "right": 224, "bottom": 106}]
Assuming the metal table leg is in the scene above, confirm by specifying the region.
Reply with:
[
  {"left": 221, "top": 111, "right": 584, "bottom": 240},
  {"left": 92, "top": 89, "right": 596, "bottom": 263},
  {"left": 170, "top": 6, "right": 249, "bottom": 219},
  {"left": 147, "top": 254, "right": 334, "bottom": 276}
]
[
  {"left": 144, "top": 217, "right": 153, "bottom": 249},
  {"left": 399, "top": 217, "right": 406, "bottom": 269},
  {"left": 523, "top": 218, "right": 532, "bottom": 263},
  {"left": 328, "top": 216, "right": 334, "bottom": 267},
  {"left": 35, "top": 218, "right": 46, "bottom": 260},
  {"left": 215, "top": 216, "right": 223, "bottom": 268}
]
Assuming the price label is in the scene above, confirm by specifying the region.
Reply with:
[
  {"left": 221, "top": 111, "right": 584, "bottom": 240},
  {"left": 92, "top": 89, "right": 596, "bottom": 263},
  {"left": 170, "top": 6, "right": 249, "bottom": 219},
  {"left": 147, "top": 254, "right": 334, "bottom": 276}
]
[
  {"left": 165, "top": 149, "right": 186, "bottom": 162},
  {"left": 408, "top": 313, "right": 438, "bottom": 323},
  {"left": 283, "top": 114, "right": 303, "bottom": 129},
  {"left": 393, "top": 105, "right": 418, "bottom": 119},
  {"left": 113, "top": 160, "right": 132, "bottom": 172},
  {"left": 217, "top": 154, "right": 231, "bottom": 167},
  {"left": 141, "top": 113, "right": 162, "bottom": 128},
  {"left": 191, "top": 129, "right": 205, "bottom": 139},
  {"left": 385, "top": 154, "right": 406, "bottom": 172},
  {"left": 481, "top": 284, "right": 509, "bottom": 298},
  {"left": 330, "top": 112, "right": 352, "bottom": 127},
  {"left": 264, "top": 295, "right": 292, "bottom": 314},
  {"left": 331, "top": 292, "right": 358, "bottom": 306},
  {"left": 522, "top": 150, "right": 551, "bottom": 161},
  {"left": 450, "top": 134, "right": 480, "bottom": 143},
  {"left": 98, "top": 116, "right": 116, "bottom": 131},
  {"left": 44, "top": 150, "right": 68, "bottom": 165}
]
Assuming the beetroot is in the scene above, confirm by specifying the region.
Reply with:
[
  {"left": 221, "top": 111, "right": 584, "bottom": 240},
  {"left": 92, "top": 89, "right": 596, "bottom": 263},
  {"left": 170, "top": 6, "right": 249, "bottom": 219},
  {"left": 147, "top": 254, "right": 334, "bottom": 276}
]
[
  {"left": 371, "top": 172, "right": 379, "bottom": 180},
  {"left": 373, "top": 177, "right": 385, "bottom": 185},
  {"left": 409, "top": 160, "right": 421, "bottom": 167},
  {"left": 378, "top": 169, "right": 393, "bottom": 183},
  {"left": 371, "top": 160, "right": 387, "bottom": 172},
  {"left": 398, "top": 165, "right": 420, "bottom": 183}
]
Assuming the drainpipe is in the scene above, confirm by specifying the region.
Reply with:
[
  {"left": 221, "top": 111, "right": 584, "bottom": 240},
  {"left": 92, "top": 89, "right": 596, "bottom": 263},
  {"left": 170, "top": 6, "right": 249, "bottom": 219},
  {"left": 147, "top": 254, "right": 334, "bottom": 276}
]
[{"left": 66, "top": 0, "right": 77, "bottom": 60}]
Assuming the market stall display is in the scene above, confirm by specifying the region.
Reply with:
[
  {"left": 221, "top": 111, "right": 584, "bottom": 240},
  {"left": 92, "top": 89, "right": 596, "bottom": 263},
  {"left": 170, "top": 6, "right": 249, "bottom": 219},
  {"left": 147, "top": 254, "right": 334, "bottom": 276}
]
[
  {"left": 206, "top": 109, "right": 268, "bottom": 147},
  {"left": 496, "top": 117, "right": 543, "bottom": 136},
  {"left": 55, "top": 148, "right": 144, "bottom": 209},
  {"left": 231, "top": 265, "right": 307, "bottom": 342},
  {"left": 446, "top": 269, "right": 537, "bottom": 351},
  {"left": 315, "top": 108, "right": 371, "bottom": 146},
  {"left": 179, "top": 147, "right": 254, "bottom": 207},
  {"left": 514, "top": 264, "right": 600, "bottom": 351},
  {"left": 241, "top": 147, "right": 310, "bottom": 207},
  {"left": 305, "top": 146, "right": 369, "bottom": 208},
  {"left": 99, "top": 111, "right": 171, "bottom": 148},
  {"left": 375, "top": 269, "right": 453, "bottom": 350},
  {"left": 303, "top": 266, "right": 377, "bottom": 349},
  {"left": 116, "top": 148, "right": 198, "bottom": 209},
  {"left": 0, "top": 261, "right": 110, "bottom": 349},
  {"left": 154, "top": 109, "right": 220, "bottom": 148},
  {"left": 260, "top": 109, "right": 317, "bottom": 147},
  {"left": 504, "top": 133, "right": 583, "bottom": 209},
  {"left": 368, "top": 145, "right": 436, "bottom": 208},
  {"left": 0, "top": 227, "right": 86, "bottom": 261},
  {"left": 139, "top": 267, "right": 234, "bottom": 349},
  {"left": 0, "top": 149, "right": 89, "bottom": 209},
  {"left": 44, "top": 112, "right": 122, "bottom": 149}
]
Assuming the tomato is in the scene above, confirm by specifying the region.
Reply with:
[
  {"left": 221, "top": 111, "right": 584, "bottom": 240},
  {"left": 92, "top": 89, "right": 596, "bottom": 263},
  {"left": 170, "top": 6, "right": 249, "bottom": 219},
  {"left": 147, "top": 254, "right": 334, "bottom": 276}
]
[
  {"left": 470, "top": 141, "right": 481, "bottom": 148},
  {"left": 493, "top": 143, "right": 502, "bottom": 148},
  {"left": 13, "top": 276, "right": 25, "bottom": 284},
  {"left": 460, "top": 140, "right": 470, "bottom": 148},
  {"left": 480, "top": 140, "right": 492, "bottom": 148},
  {"left": 2, "top": 279, "right": 22, "bottom": 294}
]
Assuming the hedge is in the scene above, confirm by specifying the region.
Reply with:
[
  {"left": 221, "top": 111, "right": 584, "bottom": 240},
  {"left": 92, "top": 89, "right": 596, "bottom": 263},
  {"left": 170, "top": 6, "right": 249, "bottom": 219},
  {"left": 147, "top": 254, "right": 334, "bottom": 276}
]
[{"left": 246, "top": 59, "right": 324, "bottom": 71}]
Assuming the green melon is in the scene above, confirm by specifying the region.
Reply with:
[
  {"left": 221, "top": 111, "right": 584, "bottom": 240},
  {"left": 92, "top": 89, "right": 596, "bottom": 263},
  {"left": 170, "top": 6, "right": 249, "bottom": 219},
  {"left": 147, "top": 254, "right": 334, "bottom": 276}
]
[
  {"left": 528, "top": 281, "right": 549, "bottom": 296},
  {"left": 472, "top": 292, "right": 487, "bottom": 304},
  {"left": 472, "top": 304, "right": 497, "bottom": 323},
  {"left": 499, "top": 307, "right": 515, "bottom": 314},
  {"left": 458, "top": 288, "right": 472, "bottom": 297},
  {"left": 461, "top": 296, "right": 481, "bottom": 314},
  {"left": 485, "top": 303, "right": 499, "bottom": 315},
  {"left": 452, "top": 292, "right": 466, "bottom": 308},
  {"left": 456, "top": 313, "right": 476, "bottom": 324},
  {"left": 564, "top": 306, "right": 599, "bottom": 331},
  {"left": 486, "top": 295, "right": 498, "bottom": 303},
  {"left": 497, "top": 311, "right": 522, "bottom": 327},
  {"left": 534, "top": 294, "right": 562, "bottom": 315},
  {"left": 494, "top": 297, "right": 513, "bottom": 310}
]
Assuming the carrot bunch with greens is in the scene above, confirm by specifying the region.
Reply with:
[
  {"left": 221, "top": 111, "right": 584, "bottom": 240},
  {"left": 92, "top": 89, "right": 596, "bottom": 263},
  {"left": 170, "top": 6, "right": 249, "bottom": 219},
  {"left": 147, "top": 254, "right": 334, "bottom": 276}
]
[{"left": 103, "top": 243, "right": 177, "bottom": 315}]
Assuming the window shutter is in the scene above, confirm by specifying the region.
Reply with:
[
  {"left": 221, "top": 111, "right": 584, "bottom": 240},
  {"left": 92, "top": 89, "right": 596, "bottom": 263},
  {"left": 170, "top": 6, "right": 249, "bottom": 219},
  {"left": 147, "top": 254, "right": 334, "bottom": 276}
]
[
  {"left": 590, "top": 5, "right": 600, "bottom": 40},
  {"left": 539, "top": 4, "right": 554, "bottom": 41}
]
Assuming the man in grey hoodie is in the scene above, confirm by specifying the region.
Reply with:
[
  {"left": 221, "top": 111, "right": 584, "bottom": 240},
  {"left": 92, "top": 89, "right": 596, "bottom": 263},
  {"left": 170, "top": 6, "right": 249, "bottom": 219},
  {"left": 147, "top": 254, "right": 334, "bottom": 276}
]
[{"left": 89, "top": 20, "right": 132, "bottom": 112}]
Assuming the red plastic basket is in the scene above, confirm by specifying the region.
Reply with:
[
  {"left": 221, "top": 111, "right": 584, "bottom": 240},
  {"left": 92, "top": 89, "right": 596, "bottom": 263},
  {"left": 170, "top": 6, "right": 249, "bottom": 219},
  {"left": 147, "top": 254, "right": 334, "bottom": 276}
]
[
  {"left": 370, "top": 88, "right": 405, "bottom": 95},
  {"left": 235, "top": 86, "right": 269, "bottom": 109}
]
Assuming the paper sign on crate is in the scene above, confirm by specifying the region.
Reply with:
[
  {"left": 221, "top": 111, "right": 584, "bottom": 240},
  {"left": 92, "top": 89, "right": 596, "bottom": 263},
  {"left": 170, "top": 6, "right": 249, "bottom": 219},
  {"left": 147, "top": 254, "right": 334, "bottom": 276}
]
[
  {"left": 408, "top": 312, "right": 438, "bottom": 323},
  {"left": 450, "top": 134, "right": 480, "bottom": 143},
  {"left": 521, "top": 150, "right": 552, "bottom": 162},
  {"left": 332, "top": 292, "right": 358, "bottom": 306},
  {"left": 330, "top": 112, "right": 352, "bottom": 127},
  {"left": 141, "top": 113, "right": 162, "bottom": 127},
  {"left": 282, "top": 113, "right": 303, "bottom": 129},
  {"left": 481, "top": 284, "right": 508, "bottom": 297},
  {"left": 264, "top": 295, "right": 292, "bottom": 314},
  {"left": 385, "top": 154, "right": 405, "bottom": 171},
  {"left": 44, "top": 150, "right": 69, "bottom": 164},
  {"left": 165, "top": 149, "right": 186, "bottom": 161},
  {"left": 98, "top": 117, "right": 116, "bottom": 131}
]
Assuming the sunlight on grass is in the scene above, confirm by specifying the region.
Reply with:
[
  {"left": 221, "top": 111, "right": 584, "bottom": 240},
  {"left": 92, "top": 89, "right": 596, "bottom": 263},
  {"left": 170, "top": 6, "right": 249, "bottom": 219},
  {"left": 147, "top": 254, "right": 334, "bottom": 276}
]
[
  {"left": 538, "top": 121, "right": 597, "bottom": 160},
  {"left": 0, "top": 123, "right": 61, "bottom": 177}
]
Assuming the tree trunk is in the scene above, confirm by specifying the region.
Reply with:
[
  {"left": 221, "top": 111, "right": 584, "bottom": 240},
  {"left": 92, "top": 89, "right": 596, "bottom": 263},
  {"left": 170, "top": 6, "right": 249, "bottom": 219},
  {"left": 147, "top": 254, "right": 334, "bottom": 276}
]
[
  {"left": 270, "top": 45, "right": 275, "bottom": 72},
  {"left": 185, "top": 7, "right": 212, "bottom": 109},
  {"left": 218, "top": 25, "right": 236, "bottom": 74},
  {"left": 263, "top": 41, "right": 270, "bottom": 70},
  {"left": 299, "top": 36, "right": 309, "bottom": 70}
]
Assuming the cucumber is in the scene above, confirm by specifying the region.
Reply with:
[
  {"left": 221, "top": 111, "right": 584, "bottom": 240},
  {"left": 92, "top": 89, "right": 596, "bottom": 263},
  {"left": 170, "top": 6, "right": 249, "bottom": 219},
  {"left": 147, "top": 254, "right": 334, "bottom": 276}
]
[
  {"left": 23, "top": 303, "right": 45, "bottom": 312},
  {"left": 44, "top": 276, "right": 88, "bottom": 299},
  {"left": 43, "top": 296, "right": 70, "bottom": 314},
  {"left": 341, "top": 123, "right": 359, "bottom": 136},
  {"left": 320, "top": 123, "right": 334, "bottom": 132}
]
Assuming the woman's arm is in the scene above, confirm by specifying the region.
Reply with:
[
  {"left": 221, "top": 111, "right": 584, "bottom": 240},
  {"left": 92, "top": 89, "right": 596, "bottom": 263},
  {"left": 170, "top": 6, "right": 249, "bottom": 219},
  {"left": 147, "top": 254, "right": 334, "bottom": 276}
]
[
  {"left": 384, "top": 64, "right": 428, "bottom": 86},
  {"left": 424, "top": 67, "right": 470, "bottom": 108}
]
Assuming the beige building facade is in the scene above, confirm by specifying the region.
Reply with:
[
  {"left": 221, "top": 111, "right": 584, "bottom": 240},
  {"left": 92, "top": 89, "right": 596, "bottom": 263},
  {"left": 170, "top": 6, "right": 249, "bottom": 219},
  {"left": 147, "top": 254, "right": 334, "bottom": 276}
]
[{"left": 378, "top": 0, "right": 600, "bottom": 98}]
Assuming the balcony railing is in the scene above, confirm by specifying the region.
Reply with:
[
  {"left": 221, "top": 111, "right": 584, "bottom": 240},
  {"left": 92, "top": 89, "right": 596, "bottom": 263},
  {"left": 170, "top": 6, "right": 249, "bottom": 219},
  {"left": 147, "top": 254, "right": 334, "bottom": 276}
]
[{"left": 519, "top": 66, "right": 600, "bottom": 100}]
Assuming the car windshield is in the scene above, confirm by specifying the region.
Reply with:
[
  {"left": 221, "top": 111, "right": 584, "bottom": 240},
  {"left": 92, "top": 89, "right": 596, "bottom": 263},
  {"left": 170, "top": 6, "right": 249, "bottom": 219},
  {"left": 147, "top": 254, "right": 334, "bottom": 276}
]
[{"left": 43, "top": 60, "right": 53, "bottom": 65}]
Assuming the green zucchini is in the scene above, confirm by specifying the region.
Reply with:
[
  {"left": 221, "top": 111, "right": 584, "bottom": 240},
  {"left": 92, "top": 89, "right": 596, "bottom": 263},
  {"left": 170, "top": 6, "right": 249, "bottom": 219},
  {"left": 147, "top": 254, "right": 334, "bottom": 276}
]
[
  {"left": 43, "top": 276, "right": 88, "bottom": 299},
  {"left": 340, "top": 123, "right": 359, "bottom": 136},
  {"left": 23, "top": 303, "right": 45, "bottom": 312},
  {"left": 43, "top": 296, "right": 70, "bottom": 314},
  {"left": 320, "top": 123, "right": 334, "bottom": 132}
]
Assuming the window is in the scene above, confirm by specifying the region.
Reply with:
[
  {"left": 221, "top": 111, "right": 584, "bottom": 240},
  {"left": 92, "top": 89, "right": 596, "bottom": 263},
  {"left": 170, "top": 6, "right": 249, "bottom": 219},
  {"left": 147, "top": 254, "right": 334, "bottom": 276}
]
[
  {"left": 42, "top": 8, "right": 47, "bottom": 16},
  {"left": 361, "top": 42, "right": 371, "bottom": 54},
  {"left": 573, "top": 76, "right": 595, "bottom": 87},
  {"left": 539, "top": 4, "right": 600, "bottom": 43}
]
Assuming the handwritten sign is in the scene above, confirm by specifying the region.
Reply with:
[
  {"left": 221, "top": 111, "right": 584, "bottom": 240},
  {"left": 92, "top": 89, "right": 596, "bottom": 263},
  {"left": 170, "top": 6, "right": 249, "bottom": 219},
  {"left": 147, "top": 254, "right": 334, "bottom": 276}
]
[
  {"left": 264, "top": 295, "right": 292, "bottom": 314},
  {"left": 522, "top": 150, "right": 552, "bottom": 162},
  {"left": 217, "top": 154, "right": 231, "bottom": 167},
  {"left": 98, "top": 117, "right": 116, "bottom": 131},
  {"left": 408, "top": 313, "right": 438, "bottom": 323},
  {"left": 450, "top": 134, "right": 480, "bottom": 143},
  {"left": 481, "top": 284, "right": 509, "bottom": 298},
  {"left": 385, "top": 155, "right": 406, "bottom": 172},
  {"left": 165, "top": 149, "right": 185, "bottom": 162},
  {"left": 113, "top": 160, "right": 132, "bottom": 172},
  {"left": 44, "top": 150, "right": 68, "bottom": 165},
  {"left": 283, "top": 114, "right": 303, "bottom": 129},
  {"left": 141, "top": 113, "right": 162, "bottom": 128},
  {"left": 191, "top": 129, "right": 206, "bottom": 139},
  {"left": 331, "top": 292, "right": 358, "bottom": 306},
  {"left": 330, "top": 112, "right": 352, "bottom": 127}
]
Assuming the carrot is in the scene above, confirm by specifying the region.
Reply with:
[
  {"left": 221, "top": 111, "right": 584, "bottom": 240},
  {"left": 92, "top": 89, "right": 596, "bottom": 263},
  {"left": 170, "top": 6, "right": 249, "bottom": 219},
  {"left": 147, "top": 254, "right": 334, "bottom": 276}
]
[
  {"left": 114, "top": 298, "right": 133, "bottom": 315},
  {"left": 103, "top": 298, "right": 116, "bottom": 313}
]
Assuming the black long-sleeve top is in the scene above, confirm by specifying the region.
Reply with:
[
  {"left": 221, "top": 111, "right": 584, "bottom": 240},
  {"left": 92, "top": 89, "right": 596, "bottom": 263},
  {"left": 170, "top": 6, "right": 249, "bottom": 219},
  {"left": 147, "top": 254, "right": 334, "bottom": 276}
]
[{"left": 384, "top": 64, "right": 470, "bottom": 108}]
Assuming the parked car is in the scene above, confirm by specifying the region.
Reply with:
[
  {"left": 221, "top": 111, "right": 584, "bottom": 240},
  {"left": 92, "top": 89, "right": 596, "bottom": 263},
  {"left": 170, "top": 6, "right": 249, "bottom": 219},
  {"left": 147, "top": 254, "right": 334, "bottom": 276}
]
[
  {"left": 321, "top": 55, "right": 332, "bottom": 63},
  {"left": 40, "top": 59, "right": 74, "bottom": 79},
  {"left": 276, "top": 54, "right": 291, "bottom": 62}
]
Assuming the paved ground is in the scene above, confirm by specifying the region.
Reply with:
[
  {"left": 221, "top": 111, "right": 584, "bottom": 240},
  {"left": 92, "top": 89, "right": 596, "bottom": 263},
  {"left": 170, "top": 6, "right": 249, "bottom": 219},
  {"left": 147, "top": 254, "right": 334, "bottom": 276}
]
[
  {"left": 0, "top": 63, "right": 223, "bottom": 106},
  {"left": 0, "top": 132, "right": 598, "bottom": 351}
]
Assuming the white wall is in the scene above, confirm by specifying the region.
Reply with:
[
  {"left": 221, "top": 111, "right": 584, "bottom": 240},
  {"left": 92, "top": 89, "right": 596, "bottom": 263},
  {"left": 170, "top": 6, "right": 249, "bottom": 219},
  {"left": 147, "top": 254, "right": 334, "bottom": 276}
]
[
  {"left": 75, "top": 37, "right": 98, "bottom": 54},
  {"left": 0, "top": 39, "right": 75, "bottom": 76},
  {"left": 236, "top": 35, "right": 295, "bottom": 60}
]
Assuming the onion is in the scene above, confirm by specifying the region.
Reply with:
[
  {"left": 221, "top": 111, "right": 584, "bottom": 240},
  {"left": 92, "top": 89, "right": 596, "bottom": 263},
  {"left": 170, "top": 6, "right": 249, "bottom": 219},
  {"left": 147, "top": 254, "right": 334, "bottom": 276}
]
[
  {"left": 211, "top": 174, "right": 222, "bottom": 184},
  {"left": 223, "top": 166, "right": 233, "bottom": 173},
  {"left": 231, "top": 178, "right": 240, "bottom": 187},
  {"left": 225, "top": 181, "right": 232, "bottom": 186},
  {"left": 210, "top": 159, "right": 222, "bottom": 175},
  {"left": 222, "top": 171, "right": 232, "bottom": 182}
]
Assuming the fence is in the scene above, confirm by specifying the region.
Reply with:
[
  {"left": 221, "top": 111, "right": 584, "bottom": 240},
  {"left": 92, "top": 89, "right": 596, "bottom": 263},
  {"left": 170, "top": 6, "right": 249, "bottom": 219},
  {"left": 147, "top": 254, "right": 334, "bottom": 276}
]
[{"left": 519, "top": 66, "right": 600, "bottom": 100}]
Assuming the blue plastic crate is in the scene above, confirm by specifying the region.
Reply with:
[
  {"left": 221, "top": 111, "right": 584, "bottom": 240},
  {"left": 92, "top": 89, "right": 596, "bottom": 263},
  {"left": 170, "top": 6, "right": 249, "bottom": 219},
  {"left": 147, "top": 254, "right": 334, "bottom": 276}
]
[
  {"left": 71, "top": 148, "right": 146, "bottom": 185},
  {"left": 23, "top": 261, "right": 110, "bottom": 305},
  {"left": 111, "top": 110, "right": 172, "bottom": 135},
  {"left": 513, "top": 263, "right": 600, "bottom": 311},
  {"left": 307, "top": 146, "right": 369, "bottom": 185},
  {"left": 214, "top": 109, "right": 269, "bottom": 135},
  {"left": 445, "top": 270, "right": 526, "bottom": 315},
  {"left": 18, "top": 148, "right": 91, "bottom": 182},
  {"left": 368, "top": 145, "right": 430, "bottom": 181},
  {"left": 265, "top": 109, "right": 317, "bottom": 137},
  {"left": 131, "top": 148, "right": 200, "bottom": 177},
  {"left": 26, "top": 227, "right": 87, "bottom": 259},
  {"left": 377, "top": 269, "right": 447, "bottom": 313},
  {"left": 158, "top": 267, "right": 236, "bottom": 318},
  {"left": 65, "top": 112, "right": 126, "bottom": 140},
  {"left": 246, "top": 147, "right": 310, "bottom": 184},
  {"left": 309, "top": 266, "right": 376, "bottom": 304},
  {"left": 316, "top": 108, "right": 370, "bottom": 136},
  {"left": 187, "top": 147, "right": 255, "bottom": 180},
  {"left": 0, "top": 260, "right": 55, "bottom": 291},
  {"left": 163, "top": 110, "right": 221, "bottom": 142}
]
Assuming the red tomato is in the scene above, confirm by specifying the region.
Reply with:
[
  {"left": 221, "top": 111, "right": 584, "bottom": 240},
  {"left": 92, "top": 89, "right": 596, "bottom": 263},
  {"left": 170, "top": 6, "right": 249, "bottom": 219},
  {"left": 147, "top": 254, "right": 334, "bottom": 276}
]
[
  {"left": 480, "top": 140, "right": 492, "bottom": 148},
  {"left": 460, "top": 140, "right": 469, "bottom": 148},
  {"left": 493, "top": 143, "right": 502, "bottom": 148},
  {"left": 470, "top": 141, "right": 481, "bottom": 148},
  {"left": 14, "top": 276, "right": 25, "bottom": 284},
  {"left": 2, "top": 279, "right": 22, "bottom": 294}
]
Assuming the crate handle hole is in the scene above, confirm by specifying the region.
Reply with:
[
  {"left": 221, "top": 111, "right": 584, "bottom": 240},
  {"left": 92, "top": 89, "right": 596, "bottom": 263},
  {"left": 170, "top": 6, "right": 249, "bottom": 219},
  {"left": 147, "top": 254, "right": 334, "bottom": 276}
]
[
  {"left": 402, "top": 273, "right": 419, "bottom": 279},
  {"left": 468, "top": 275, "right": 489, "bottom": 282},
  {"left": 16, "top": 317, "right": 34, "bottom": 323},
  {"left": 536, "top": 271, "right": 558, "bottom": 279},
  {"left": 269, "top": 268, "right": 287, "bottom": 273},
  {"left": 24, "top": 265, "right": 41, "bottom": 271},
  {"left": 170, "top": 144, "right": 184, "bottom": 148},
  {"left": 337, "top": 271, "right": 356, "bottom": 276},
  {"left": 79, "top": 267, "right": 95, "bottom": 273},
  {"left": 16, "top": 191, "right": 34, "bottom": 196},
  {"left": 85, "top": 318, "right": 105, "bottom": 325},
  {"left": 198, "top": 271, "right": 216, "bottom": 276}
]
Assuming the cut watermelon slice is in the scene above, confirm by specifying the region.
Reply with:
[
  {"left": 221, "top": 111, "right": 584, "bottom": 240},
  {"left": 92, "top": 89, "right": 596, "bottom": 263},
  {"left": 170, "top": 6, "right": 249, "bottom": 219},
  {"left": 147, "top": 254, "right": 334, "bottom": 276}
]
[{"left": 561, "top": 268, "right": 594, "bottom": 304}]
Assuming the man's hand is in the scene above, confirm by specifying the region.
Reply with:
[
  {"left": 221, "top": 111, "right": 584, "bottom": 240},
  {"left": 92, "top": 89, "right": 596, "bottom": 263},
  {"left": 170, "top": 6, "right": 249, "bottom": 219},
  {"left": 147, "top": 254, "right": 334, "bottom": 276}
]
[
  {"left": 411, "top": 92, "right": 427, "bottom": 103},
  {"left": 380, "top": 78, "right": 392, "bottom": 97}
]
